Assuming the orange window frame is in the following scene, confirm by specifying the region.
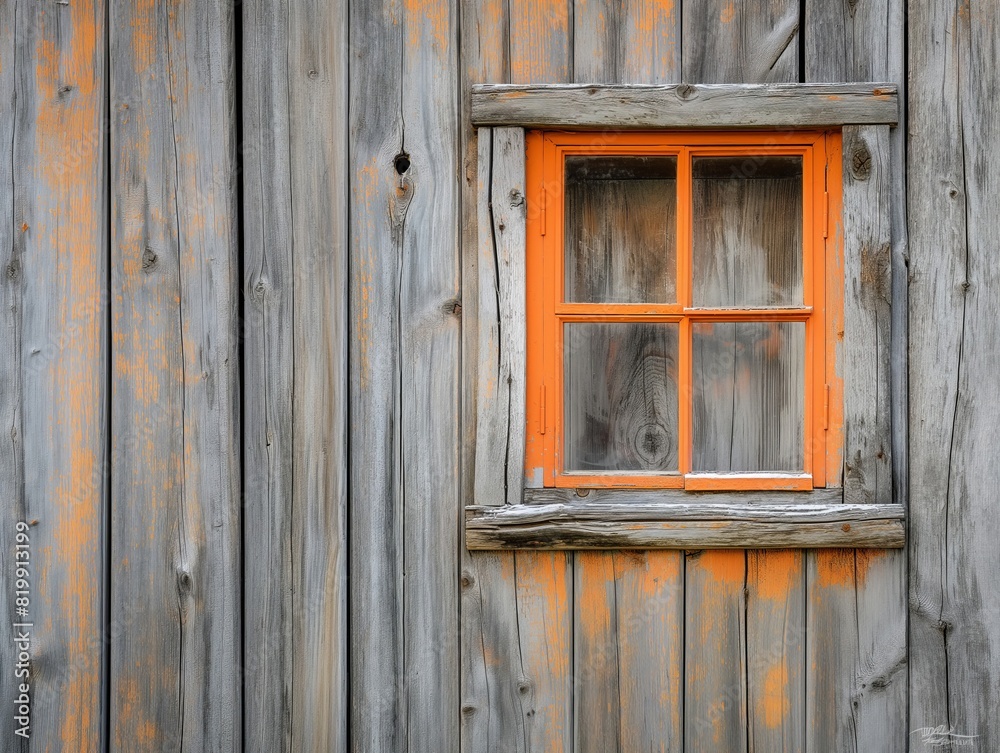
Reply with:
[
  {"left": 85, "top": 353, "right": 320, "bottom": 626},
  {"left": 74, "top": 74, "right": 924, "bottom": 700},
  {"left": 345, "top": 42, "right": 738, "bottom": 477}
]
[{"left": 524, "top": 130, "right": 844, "bottom": 492}]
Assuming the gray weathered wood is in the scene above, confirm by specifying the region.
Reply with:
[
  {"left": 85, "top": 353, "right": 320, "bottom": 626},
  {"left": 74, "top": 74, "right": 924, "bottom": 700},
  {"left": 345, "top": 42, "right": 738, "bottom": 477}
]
[
  {"left": 572, "top": 551, "right": 684, "bottom": 752},
  {"left": 571, "top": 6, "right": 687, "bottom": 753},
  {"left": 462, "top": 4, "right": 574, "bottom": 752},
  {"left": 471, "top": 83, "right": 898, "bottom": 129},
  {"left": 242, "top": 0, "right": 349, "bottom": 749},
  {"left": 469, "top": 501, "right": 904, "bottom": 525},
  {"left": 466, "top": 505, "right": 904, "bottom": 550},
  {"left": 840, "top": 125, "right": 893, "bottom": 504},
  {"left": 746, "top": 551, "right": 806, "bottom": 752},
  {"left": 684, "top": 0, "right": 799, "bottom": 83},
  {"left": 475, "top": 127, "right": 527, "bottom": 507},
  {"left": 680, "top": 6, "right": 800, "bottom": 749},
  {"left": 350, "top": 0, "right": 460, "bottom": 749},
  {"left": 525, "top": 486, "right": 843, "bottom": 506},
  {"left": 806, "top": 4, "right": 908, "bottom": 751},
  {"left": 110, "top": 0, "right": 241, "bottom": 748},
  {"left": 908, "top": 0, "right": 1000, "bottom": 748},
  {"left": 1, "top": 1, "right": 108, "bottom": 749}
]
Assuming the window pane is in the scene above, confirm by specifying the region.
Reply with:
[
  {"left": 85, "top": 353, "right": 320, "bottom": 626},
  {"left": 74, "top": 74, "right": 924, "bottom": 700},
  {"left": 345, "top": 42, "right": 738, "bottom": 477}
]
[
  {"left": 564, "top": 323, "right": 679, "bottom": 472},
  {"left": 692, "top": 321, "right": 805, "bottom": 472},
  {"left": 692, "top": 156, "right": 803, "bottom": 307},
  {"left": 565, "top": 156, "right": 677, "bottom": 303}
]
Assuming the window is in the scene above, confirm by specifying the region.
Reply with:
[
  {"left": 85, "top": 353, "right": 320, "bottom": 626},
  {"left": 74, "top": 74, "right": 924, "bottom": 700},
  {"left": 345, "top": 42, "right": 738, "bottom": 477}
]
[
  {"left": 525, "top": 131, "right": 840, "bottom": 492},
  {"left": 466, "top": 83, "right": 903, "bottom": 550}
]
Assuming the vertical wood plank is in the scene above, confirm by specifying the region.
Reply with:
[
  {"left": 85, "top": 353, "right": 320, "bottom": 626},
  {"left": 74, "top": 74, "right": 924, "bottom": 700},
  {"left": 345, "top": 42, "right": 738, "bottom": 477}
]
[
  {"left": 685, "top": 550, "right": 747, "bottom": 752},
  {"left": 568, "top": 5, "right": 686, "bottom": 751},
  {"left": 747, "top": 551, "right": 805, "bottom": 753},
  {"left": 682, "top": 0, "right": 799, "bottom": 83},
  {"left": 463, "top": 4, "right": 574, "bottom": 752},
  {"left": 909, "top": 0, "right": 1000, "bottom": 748},
  {"left": 110, "top": 0, "right": 241, "bottom": 748},
  {"left": 350, "top": 0, "right": 460, "bottom": 750},
  {"left": 242, "top": 0, "right": 349, "bottom": 749},
  {"left": 574, "top": 552, "right": 684, "bottom": 752},
  {"left": 1, "top": 1, "right": 107, "bottom": 749},
  {"left": 574, "top": 0, "right": 679, "bottom": 83},
  {"left": 805, "top": 4, "right": 908, "bottom": 750},
  {"left": 681, "top": 2, "right": 800, "bottom": 749},
  {"left": 474, "top": 126, "right": 527, "bottom": 507}
]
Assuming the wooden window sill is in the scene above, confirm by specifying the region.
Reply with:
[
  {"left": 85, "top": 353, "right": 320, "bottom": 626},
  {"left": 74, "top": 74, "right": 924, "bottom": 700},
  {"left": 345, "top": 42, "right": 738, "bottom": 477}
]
[{"left": 465, "top": 489, "right": 904, "bottom": 550}]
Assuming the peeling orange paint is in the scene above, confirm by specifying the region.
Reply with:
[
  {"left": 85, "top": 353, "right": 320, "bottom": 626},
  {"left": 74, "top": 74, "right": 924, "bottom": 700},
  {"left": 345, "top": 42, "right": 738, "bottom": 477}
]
[
  {"left": 698, "top": 549, "right": 745, "bottom": 584},
  {"left": 749, "top": 549, "right": 801, "bottom": 600},
  {"left": 762, "top": 660, "right": 790, "bottom": 728},
  {"left": 720, "top": 1, "right": 736, "bottom": 23}
]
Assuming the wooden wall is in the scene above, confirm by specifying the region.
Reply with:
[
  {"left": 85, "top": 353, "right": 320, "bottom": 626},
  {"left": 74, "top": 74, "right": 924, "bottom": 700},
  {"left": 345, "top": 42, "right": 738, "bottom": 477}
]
[{"left": 0, "top": 0, "right": 997, "bottom": 750}]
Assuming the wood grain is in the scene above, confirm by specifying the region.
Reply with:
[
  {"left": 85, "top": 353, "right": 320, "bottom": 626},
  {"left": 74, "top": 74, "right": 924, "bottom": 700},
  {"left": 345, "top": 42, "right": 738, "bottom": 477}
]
[
  {"left": 1, "top": 1, "right": 108, "bottom": 749},
  {"left": 806, "top": 3, "right": 908, "bottom": 750},
  {"left": 908, "top": 0, "right": 1000, "bottom": 748},
  {"left": 466, "top": 502, "right": 904, "bottom": 549},
  {"left": 350, "top": 0, "right": 460, "bottom": 750},
  {"left": 110, "top": 0, "right": 241, "bottom": 749},
  {"left": 471, "top": 83, "right": 899, "bottom": 129},
  {"left": 474, "top": 127, "right": 527, "bottom": 507},
  {"left": 242, "top": 0, "right": 349, "bottom": 749}
]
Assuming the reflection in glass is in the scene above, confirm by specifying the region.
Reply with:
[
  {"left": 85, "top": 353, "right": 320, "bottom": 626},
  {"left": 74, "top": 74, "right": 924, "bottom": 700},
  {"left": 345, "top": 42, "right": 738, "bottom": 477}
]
[
  {"left": 693, "top": 156, "right": 803, "bottom": 307},
  {"left": 564, "top": 322, "right": 679, "bottom": 472},
  {"left": 565, "top": 156, "right": 677, "bottom": 303},
  {"left": 692, "top": 321, "right": 805, "bottom": 472}
]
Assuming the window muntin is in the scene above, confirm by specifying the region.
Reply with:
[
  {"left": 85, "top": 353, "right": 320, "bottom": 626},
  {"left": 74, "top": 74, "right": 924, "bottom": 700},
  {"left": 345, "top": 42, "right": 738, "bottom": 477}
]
[{"left": 525, "top": 131, "right": 837, "bottom": 491}]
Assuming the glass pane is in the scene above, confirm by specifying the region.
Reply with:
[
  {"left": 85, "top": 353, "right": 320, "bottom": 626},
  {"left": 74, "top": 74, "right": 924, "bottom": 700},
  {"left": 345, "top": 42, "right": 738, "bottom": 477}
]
[
  {"left": 692, "top": 321, "right": 805, "bottom": 472},
  {"left": 565, "top": 156, "right": 677, "bottom": 303},
  {"left": 564, "top": 323, "right": 679, "bottom": 472},
  {"left": 692, "top": 156, "right": 803, "bottom": 307}
]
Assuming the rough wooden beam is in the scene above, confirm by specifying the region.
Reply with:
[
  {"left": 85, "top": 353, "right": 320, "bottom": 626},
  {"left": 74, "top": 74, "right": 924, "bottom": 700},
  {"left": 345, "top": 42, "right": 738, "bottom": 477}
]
[
  {"left": 524, "top": 487, "right": 842, "bottom": 506},
  {"left": 471, "top": 83, "right": 898, "bottom": 129},
  {"left": 466, "top": 502, "right": 905, "bottom": 549}
]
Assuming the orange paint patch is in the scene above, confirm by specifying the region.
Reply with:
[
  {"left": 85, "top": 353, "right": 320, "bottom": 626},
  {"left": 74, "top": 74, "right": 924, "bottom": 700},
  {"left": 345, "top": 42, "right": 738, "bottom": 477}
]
[
  {"left": 404, "top": 0, "right": 450, "bottom": 54},
  {"left": 697, "top": 550, "right": 745, "bottom": 584},
  {"left": 762, "top": 661, "right": 790, "bottom": 728},
  {"left": 749, "top": 550, "right": 801, "bottom": 600},
  {"left": 814, "top": 549, "right": 856, "bottom": 588},
  {"left": 720, "top": 1, "right": 736, "bottom": 23}
]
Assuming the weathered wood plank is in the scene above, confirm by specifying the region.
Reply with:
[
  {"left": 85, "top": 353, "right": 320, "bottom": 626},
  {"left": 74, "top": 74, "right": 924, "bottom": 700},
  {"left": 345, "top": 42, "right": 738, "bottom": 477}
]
[
  {"left": 806, "top": 4, "right": 908, "bottom": 751},
  {"left": 459, "top": 3, "right": 519, "bottom": 752},
  {"left": 909, "top": 0, "right": 1000, "bottom": 748},
  {"left": 525, "top": 486, "right": 842, "bottom": 506},
  {"left": 466, "top": 512, "right": 904, "bottom": 550},
  {"left": 462, "top": 4, "right": 575, "bottom": 751},
  {"left": 746, "top": 551, "right": 805, "bottom": 752},
  {"left": 685, "top": 550, "right": 748, "bottom": 752},
  {"left": 242, "top": 0, "right": 349, "bottom": 749},
  {"left": 683, "top": 0, "right": 799, "bottom": 83},
  {"left": 110, "top": 0, "right": 242, "bottom": 749},
  {"left": 572, "top": 551, "right": 685, "bottom": 751},
  {"left": 471, "top": 83, "right": 898, "bottom": 129},
  {"left": 350, "top": 0, "right": 461, "bottom": 749},
  {"left": 840, "top": 125, "right": 893, "bottom": 505},
  {"left": 1, "top": 1, "right": 107, "bottom": 749},
  {"left": 470, "top": 501, "right": 905, "bottom": 524},
  {"left": 680, "top": 6, "right": 804, "bottom": 748},
  {"left": 573, "top": 0, "right": 680, "bottom": 83},
  {"left": 475, "top": 127, "right": 527, "bottom": 507}
]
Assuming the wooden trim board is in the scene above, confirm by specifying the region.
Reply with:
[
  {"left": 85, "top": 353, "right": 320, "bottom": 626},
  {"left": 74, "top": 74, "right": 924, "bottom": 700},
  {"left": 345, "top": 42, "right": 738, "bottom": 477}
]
[{"left": 471, "top": 83, "right": 898, "bottom": 129}]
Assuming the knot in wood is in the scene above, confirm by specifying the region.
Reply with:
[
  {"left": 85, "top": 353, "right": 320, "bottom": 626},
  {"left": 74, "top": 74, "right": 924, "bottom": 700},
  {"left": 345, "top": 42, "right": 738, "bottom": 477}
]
[
  {"left": 517, "top": 679, "right": 532, "bottom": 695},
  {"left": 850, "top": 143, "right": 872, "bottom": 181},
  {"left": 460, "top": 571, "right": 475, "bottom": 589},
  {"left": 461, "top": 704, "right": 477, "bottom": 715},
  {"left": 508, "top": 189, "right": 524, "bottom": 207},
  {"left": 442, "top": 298, "right": 462, "bottom": 317},
  {"left": 308, "top": 69, "right": 319, "bottom": 79},
  {"left": 676, "top": 83, "right": 696, "bottom": 100},
  {"left": 176, "top": 569, "right": 193, "bottom": 594},
  {"left": 141, "top": 247, "right": 158, "bottom": 272},
  {"left": 6, "top": 259, "right": 20, "bottom": 281}
]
